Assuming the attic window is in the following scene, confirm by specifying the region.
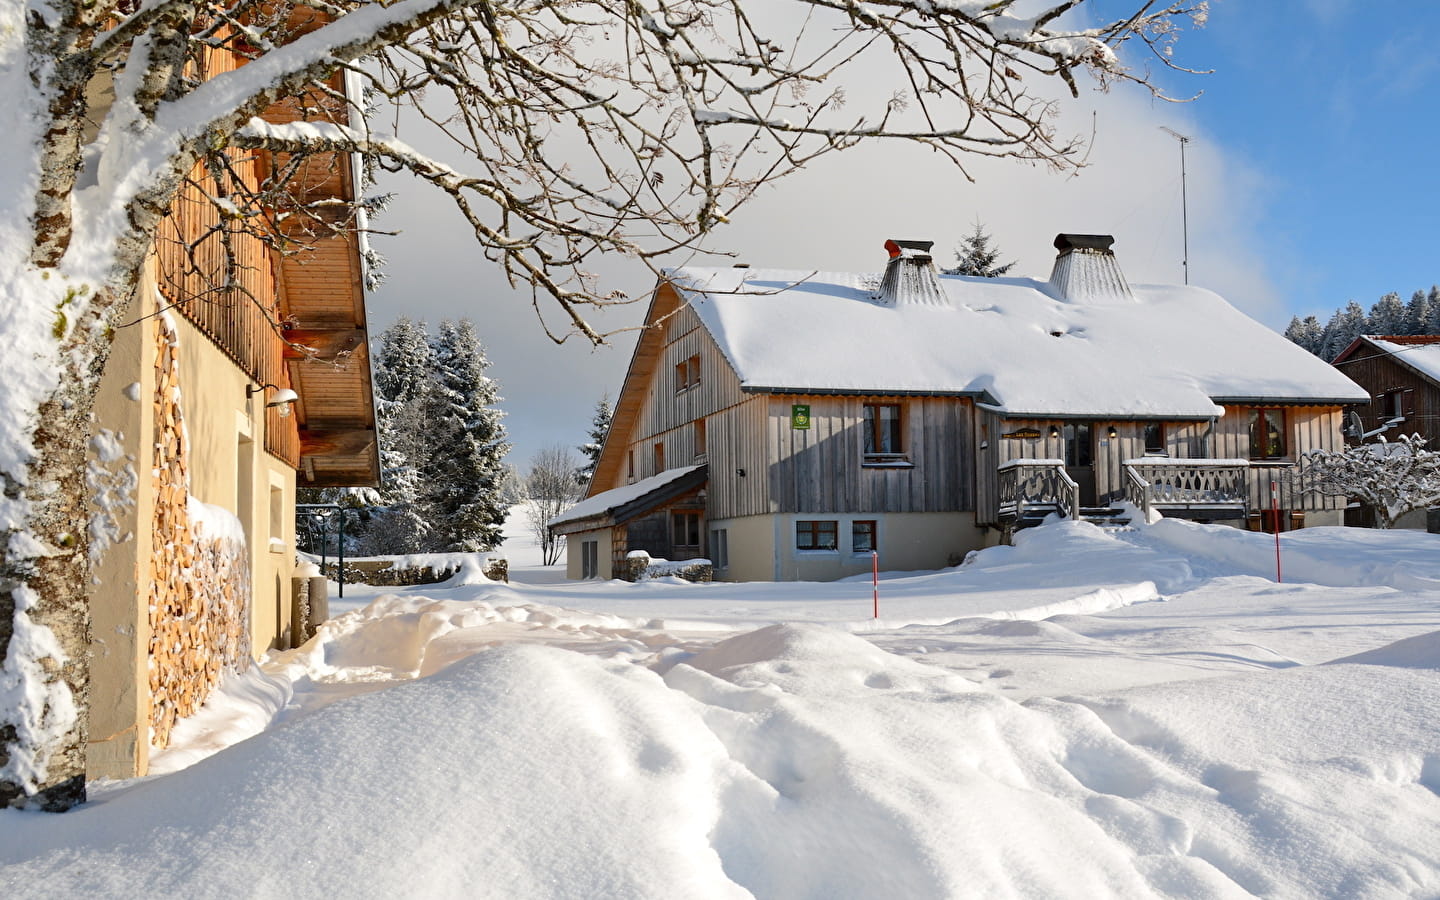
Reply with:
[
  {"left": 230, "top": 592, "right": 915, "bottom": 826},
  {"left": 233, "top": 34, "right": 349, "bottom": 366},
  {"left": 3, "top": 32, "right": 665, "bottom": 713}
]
[
  {"left": 674, "top": 355, "right": 700, "bottom": 393},
  {"left": 1050, "top": 330, "right": 1064, "bottom": 338}
]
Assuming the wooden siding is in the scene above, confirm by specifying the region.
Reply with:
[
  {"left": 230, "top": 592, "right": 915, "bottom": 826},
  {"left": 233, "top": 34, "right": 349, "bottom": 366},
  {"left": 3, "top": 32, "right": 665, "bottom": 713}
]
[
  {"left": 765, "top": 395, "right": 973, "bottom": 515},
  {"left": 1334, "top": 344, "right": 1440, "bottom": 446},
  {"left": 707, "top": 396, "right": 770, "bottom": 520},
  {"left": 1212, "top": 405, "right": 1346, "bottom": 512}
]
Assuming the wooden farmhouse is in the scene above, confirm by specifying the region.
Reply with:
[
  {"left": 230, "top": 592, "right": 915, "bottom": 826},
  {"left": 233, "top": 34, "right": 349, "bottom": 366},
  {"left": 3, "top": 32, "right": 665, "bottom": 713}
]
[
  {"left": 1332, "top": 335, "right": 1440, "bottom": 447},
  {"left": 552, "top": 234, "right": 1368, "bottom": 582},
  {"left": 83, "top": 61, "right": 379, "bottom": 778}
]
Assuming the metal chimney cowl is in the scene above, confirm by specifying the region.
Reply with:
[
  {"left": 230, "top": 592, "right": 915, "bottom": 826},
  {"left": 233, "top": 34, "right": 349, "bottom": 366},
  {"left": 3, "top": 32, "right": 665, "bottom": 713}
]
[
  {"left": 876, "top": 239, "right": 950, "bottom": 307},
  {"left": 1048, "top": 233, "right": 1134, "bottom": 304}
]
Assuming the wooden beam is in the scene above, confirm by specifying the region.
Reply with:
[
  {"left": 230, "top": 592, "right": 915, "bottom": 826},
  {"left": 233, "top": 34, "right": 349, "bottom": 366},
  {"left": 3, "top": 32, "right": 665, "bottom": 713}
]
[
  {"left": 299, "top": 428, "right": 376, "bottom": 457},
  {"left": 283, "top": 327, "right": 366, "bottom": 360}
]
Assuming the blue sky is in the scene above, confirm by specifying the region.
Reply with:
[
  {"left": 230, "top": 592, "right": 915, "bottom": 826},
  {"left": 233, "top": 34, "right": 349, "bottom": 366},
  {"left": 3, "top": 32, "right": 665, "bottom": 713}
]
[
  {"left": 369, "top": 2, "right": 1440, "bottom": 467},
  {"left": 1157, "top": 1, "right": 1440, "bottom": 322}
]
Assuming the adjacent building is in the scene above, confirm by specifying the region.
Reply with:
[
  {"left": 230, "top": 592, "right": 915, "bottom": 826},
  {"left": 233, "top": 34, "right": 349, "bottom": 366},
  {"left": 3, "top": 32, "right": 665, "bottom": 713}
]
[{"left": 553, "top": 234, "right": 1368, "bottom": 581}]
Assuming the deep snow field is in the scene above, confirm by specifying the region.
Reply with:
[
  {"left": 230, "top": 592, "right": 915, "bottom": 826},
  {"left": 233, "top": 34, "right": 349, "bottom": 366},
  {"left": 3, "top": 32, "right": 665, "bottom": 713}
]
[{"left": 3, "top": 517, "right": 1440, "bottom": 898}]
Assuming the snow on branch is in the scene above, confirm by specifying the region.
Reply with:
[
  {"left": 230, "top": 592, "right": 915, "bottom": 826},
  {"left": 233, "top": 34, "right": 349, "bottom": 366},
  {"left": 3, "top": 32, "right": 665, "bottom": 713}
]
[{"left": 1297, "top": 434, "right": 1440, "bottom": 529}]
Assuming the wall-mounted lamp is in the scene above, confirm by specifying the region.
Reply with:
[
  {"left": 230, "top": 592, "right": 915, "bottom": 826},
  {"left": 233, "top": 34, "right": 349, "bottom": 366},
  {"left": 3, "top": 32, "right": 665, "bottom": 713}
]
[
  {"left": 1107, "top": 425, "right": 1118, "bottom": 439},
  {"left": 247, "top": 383, "right": 299, "bottom": 418},
  {"left": 735, "top": 468, "right": 746, "bottom": 477},
  {"left": 1047, "top": 425, "right": 1060, "bottom": 439}
]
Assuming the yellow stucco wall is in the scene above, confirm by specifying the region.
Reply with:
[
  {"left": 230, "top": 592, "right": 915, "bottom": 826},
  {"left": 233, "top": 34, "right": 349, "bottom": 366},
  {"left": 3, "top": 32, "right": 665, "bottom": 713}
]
[
  {"left": 564, "top": 527, "right": 615, "bottom": 580},
  {"left": 88, "top": 264, "right": 301, "bottom": 779},
  {"left": 710, "top": 512, "right": 985, "bottom": 582},
  {"left": 87, "top": 276, "right": 157, "bottom": 779}
]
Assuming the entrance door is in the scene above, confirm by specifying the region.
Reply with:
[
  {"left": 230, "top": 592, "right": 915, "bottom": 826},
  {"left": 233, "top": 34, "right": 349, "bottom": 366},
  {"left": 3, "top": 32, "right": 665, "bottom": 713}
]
[{"left": 1063, "top": 421, "right": 1098, "bottom": 507}]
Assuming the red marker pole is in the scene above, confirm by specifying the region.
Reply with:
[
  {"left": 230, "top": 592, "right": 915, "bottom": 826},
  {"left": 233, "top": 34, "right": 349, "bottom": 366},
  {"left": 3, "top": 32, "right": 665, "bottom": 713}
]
[
  {"left": 1271, "top": 481, "right": 1283, "bottom": 584},
  {"left": 872, "top": 550, "right": 879, "bottom": 619}
]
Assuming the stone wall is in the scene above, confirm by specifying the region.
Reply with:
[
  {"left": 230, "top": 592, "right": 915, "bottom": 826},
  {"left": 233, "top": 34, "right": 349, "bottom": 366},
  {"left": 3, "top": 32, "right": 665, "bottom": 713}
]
[
  {"left": 319, "top": 557, "right": 509, "bottom": 585},
  {"left": 147, "top": 316, "right": 251, "bottom": 749}
]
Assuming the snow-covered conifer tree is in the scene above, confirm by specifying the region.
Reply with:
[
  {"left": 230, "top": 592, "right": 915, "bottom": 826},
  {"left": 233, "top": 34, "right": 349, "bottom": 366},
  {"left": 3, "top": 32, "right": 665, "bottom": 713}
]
[
  {"left": 1368, "top": 292, "right": 1407, "bottom": 336},
  {"left": 1283, "top": 315, "right": 1324, "bottom": 356},
  {"left": 1319, "top": 301, "right": 1368, "bottom": 360},
  {"left": 422, "top": 321, "right": 509, "bottom": 552},
  {"left": 1404, "top": 290, "right": 1434, "bottom": 337},
  {"left": 3, "top": 0, "right": 1203, "bottom": 809},
  {"left": 576, "top": 398, "right": 613, "bottom": 488},
  {"left": 942, "top": 223, "right": 1016, "bottom": 278}
]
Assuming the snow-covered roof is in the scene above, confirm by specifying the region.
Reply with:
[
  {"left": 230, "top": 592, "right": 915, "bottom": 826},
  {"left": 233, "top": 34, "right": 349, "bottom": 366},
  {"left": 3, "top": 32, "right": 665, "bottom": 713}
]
[
  {"left": 666, "top": 264, "right": 1368, "bottom": 417},
  {"left": 1354, "top": 336, "right": 1440, "bottom": 385},
  {"left": 550, "top": 465, "right": 705, "bottom": 529}
]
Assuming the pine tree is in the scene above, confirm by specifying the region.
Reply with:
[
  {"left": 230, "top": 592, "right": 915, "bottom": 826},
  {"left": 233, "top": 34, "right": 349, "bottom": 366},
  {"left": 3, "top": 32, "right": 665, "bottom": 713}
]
[
  {"left": 942, "top": 222, "right": 1016, "bottom": 278},
  {"left": 359, "top": 318, "right": 437, "bottom": 553},
  {"left": 1320, "top": 301, "right": 1368, "bottom": 360},
  {"left": 1427, "top": 287, "right": 1440, "bottom": 335},
  {"left": 576, "top": 396, "right": 613, "bottom": 487},
  {"left": 1368, "top": 291, "right": 1406, "bottom": 336},
  {"left": 1404, "top": 289, "right": 1434, "bottom": 336},
  {"left": 1283, "top": 315, "right": 1324, "bottom": 355},
  {"left": 421, "top": 320, "right": 511, "bottom": 552}
]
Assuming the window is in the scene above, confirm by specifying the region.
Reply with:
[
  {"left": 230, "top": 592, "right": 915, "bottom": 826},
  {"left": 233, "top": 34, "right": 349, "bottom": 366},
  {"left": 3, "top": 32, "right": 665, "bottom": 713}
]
[
  {"left": 1382, "top": 389, "right": 1412, "bottom": 421},
  {"left": 863, "top": 403, "right": 903, "bottom": 460},
  {"left": 852, "top": 520, "right": 877, "bottom": 553},
  {"left": 268, "top": 483, "right": 285, "bottom": 552},
  {"left": 674, "top": 354, "right": 701, "bottom": 393},
  {"left": 694, "top": 418, "right": 707, "bottom": 459},
  {"left": 710, "top": 528, "right": 729, "bottom": 569},
  {"left": 627, "top": 450, "right": 635, "bottom": 482},
  {"left": 796, "top": 520, "right": 838, "bottom": 551},
  {"left": 653, "top": 442, "right": 665, "bottom": 473},
  {"left": 581, "top": 540, "right": 599, "bottom": 579},
  {"left": 1247, "top": 408, "right": 1287, "bottom": 459},
  {"left": 1143, "top": 422, "right": 1166, "bottom": 455},
  {"left": 672, "top": 512, "right": 701, "bottom": 551}
]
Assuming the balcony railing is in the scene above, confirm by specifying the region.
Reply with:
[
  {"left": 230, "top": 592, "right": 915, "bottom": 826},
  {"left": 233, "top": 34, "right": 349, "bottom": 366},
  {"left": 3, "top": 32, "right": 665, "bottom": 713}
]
[
  {"left": 1123, "top": 458, "right": 1250, "bottom": 522},
  {"left": 997, "top": 458, "right": 1080, "bottom": 524}
]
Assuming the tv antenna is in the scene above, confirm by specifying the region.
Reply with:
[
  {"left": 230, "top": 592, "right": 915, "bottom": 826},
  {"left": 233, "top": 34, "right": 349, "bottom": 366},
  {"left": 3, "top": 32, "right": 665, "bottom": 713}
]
[{"left": 1160, "top": 126, "right": 1191, "bottom": 284}]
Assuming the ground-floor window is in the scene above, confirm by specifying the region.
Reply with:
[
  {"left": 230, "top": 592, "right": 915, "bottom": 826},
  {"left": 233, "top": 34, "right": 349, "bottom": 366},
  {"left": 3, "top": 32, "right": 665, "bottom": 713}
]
[
  {"left": 852, "top": 520, "right": 877, "bottom": 553},
  {"left": 581, "top": 540, "right": 599, "bottom": 578},
  {"left": 796, "top": 519, "right": 838, "bottom": 551},
  {"left": 710, "top": 528, "right": 728, "bottom": 569},
  {"left": 672, "top": 512, "right": 701, "bottom": 555}
]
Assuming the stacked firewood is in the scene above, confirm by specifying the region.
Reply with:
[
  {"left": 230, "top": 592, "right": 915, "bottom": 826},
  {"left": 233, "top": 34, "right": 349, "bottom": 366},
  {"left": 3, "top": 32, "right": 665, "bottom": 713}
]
[{"left": 147, "top": 316, "right": 252, "bottom": 749}]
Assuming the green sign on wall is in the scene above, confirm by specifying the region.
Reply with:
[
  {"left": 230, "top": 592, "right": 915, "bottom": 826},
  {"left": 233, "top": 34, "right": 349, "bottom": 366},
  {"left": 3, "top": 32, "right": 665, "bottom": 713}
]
[{"left": 791, "top": 404, "right": 811, "bottom": 429}]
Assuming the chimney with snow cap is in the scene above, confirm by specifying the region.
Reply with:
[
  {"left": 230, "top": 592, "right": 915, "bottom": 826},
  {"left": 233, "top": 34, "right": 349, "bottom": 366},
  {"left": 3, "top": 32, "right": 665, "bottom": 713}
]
[
  {"left": 876, "top": 239, "right": 949, "bottom": 307},
  {"left": 1048, "top": 233, "right": 1133, "bottom": 304}
]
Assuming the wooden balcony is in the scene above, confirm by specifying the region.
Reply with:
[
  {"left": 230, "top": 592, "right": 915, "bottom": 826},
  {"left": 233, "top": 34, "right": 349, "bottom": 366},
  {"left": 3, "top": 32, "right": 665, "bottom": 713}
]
[{"left": 1122, "top": 459, "right": 1250, "bottom": 522}]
